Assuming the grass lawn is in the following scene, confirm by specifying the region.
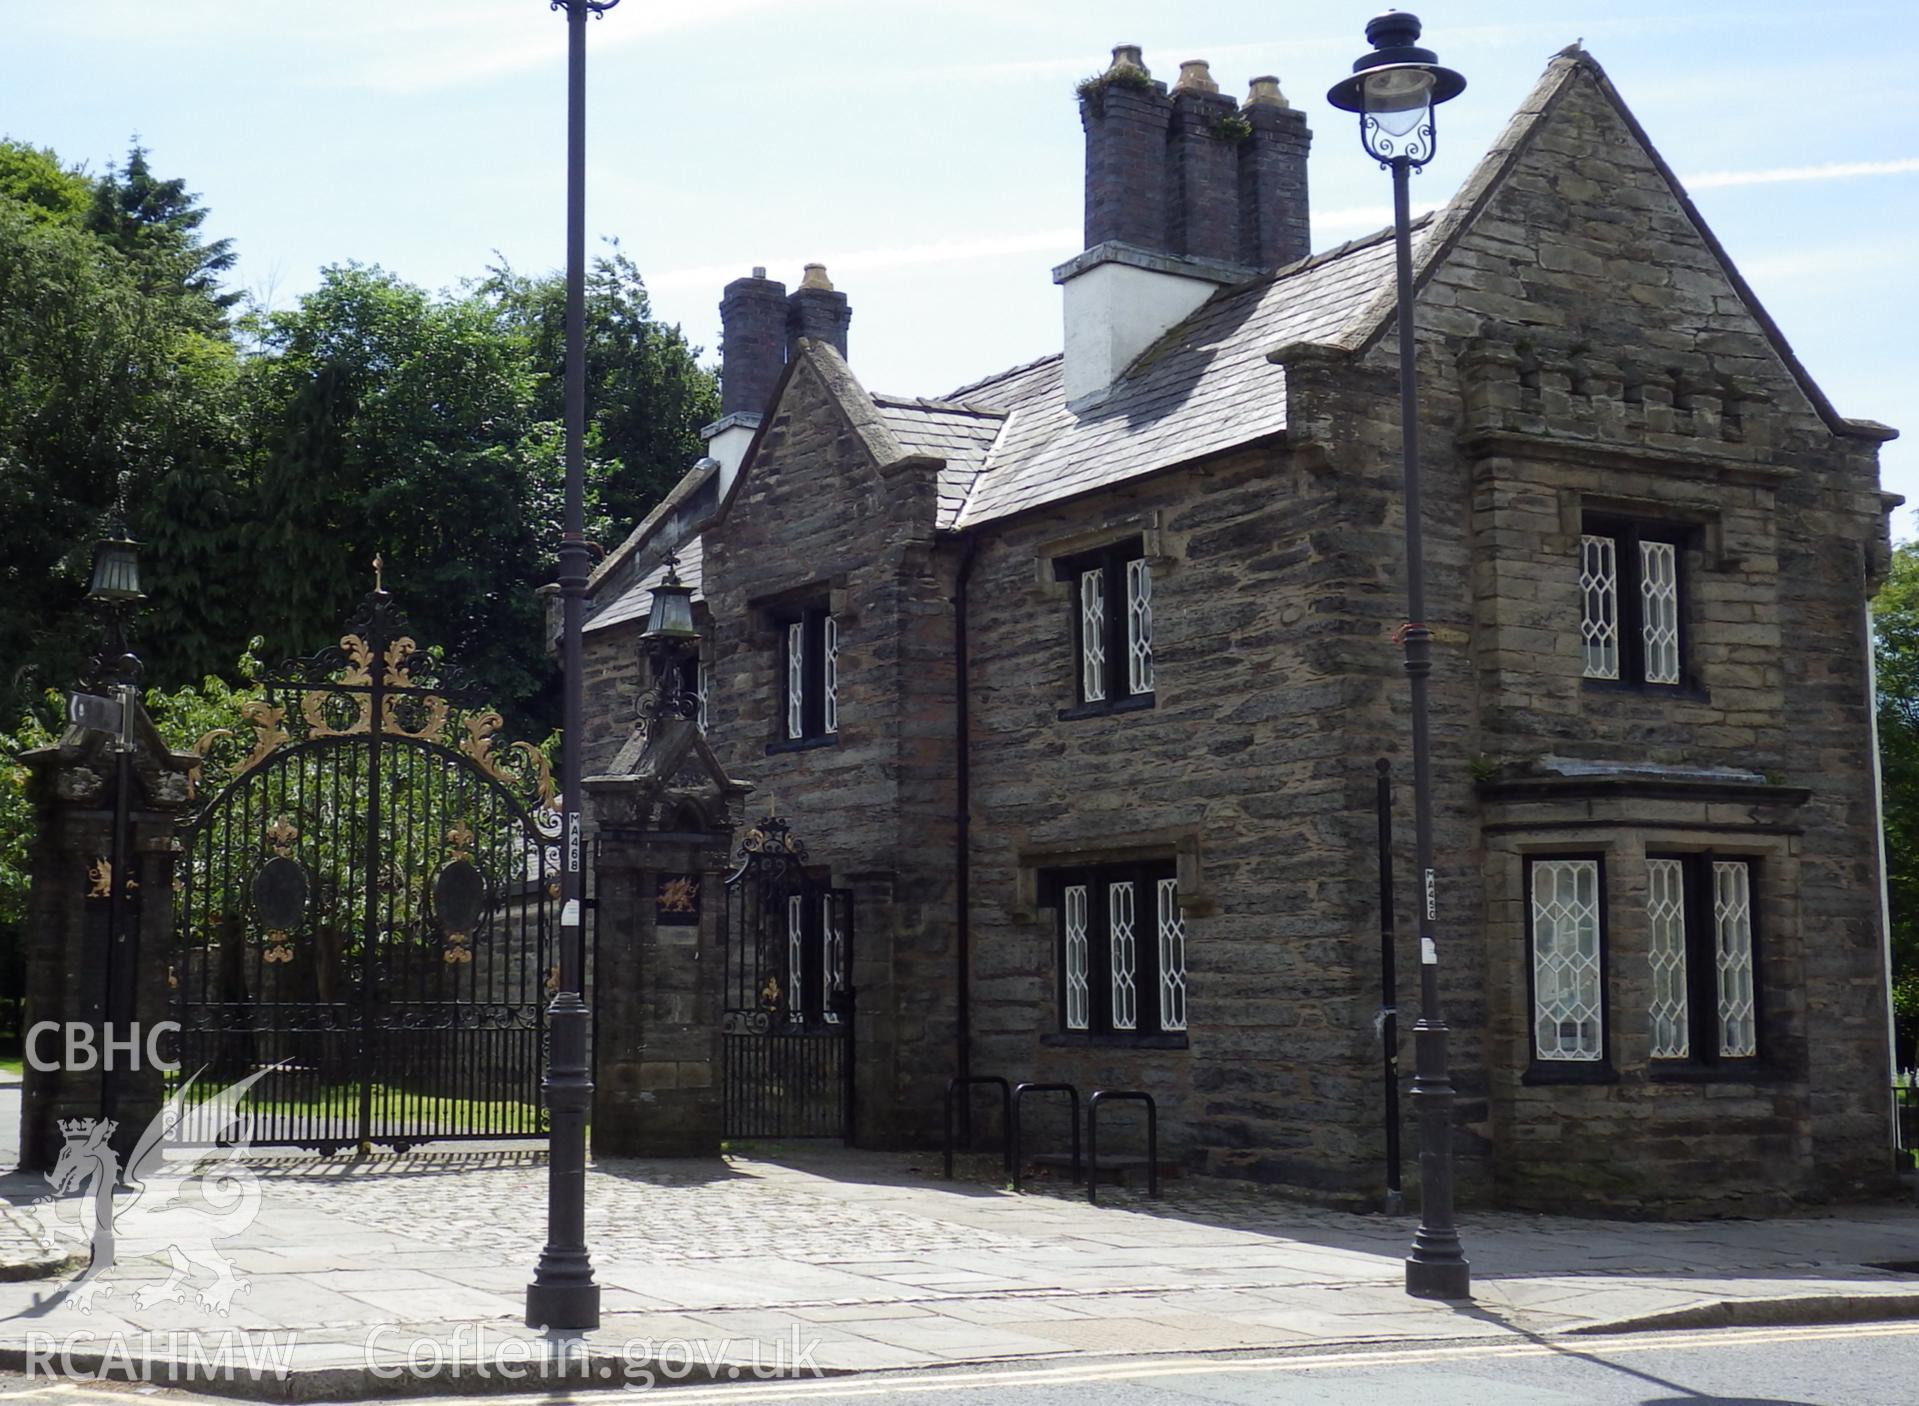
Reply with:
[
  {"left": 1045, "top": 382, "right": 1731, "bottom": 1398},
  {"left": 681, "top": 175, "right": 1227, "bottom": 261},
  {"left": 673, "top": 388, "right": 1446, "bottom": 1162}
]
[
  {"left": 170, "top": 1081, "right": 543, "bottom": 1140},
  {"left": 0, "top": 1055, "right": 22, "bottom": 1079}
]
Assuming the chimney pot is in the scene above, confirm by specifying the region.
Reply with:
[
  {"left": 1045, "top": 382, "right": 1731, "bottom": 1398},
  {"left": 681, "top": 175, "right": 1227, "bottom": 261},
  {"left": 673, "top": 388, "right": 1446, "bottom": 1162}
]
[
  {"left": 1173, "top": 59, "right": 1218, "bottom": 94},
  {"left": 752, "top": 265, "right": 766, "bottom": 278},
  {"left": 1244, "top": 75, "right": 1290, "bottom": 109},
  {"left": 787, "top": 267, "right": 851, "bottom": 360},
  {"left": 1109, "top": 43, "right": 1147, "bottom": 76}
]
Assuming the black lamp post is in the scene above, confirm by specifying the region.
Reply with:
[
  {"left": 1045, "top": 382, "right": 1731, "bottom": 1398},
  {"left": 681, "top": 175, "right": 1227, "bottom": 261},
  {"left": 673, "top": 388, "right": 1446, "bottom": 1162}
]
[
  {"left": 1327, "top": 11, "right": 1472, "bottom": 1302},
  {"left": 525, "top": 0, "right": 618, "bottom": 1335}
]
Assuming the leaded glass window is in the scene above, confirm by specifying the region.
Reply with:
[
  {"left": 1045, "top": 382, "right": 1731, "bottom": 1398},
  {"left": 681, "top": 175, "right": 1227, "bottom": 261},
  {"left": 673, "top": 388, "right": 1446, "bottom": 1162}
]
[
  {"left": 786, "top": 893, "right": 804, "bottom": 1018},
  {"left": 1580, "top": 534, "right": 1619, "bottom": 681},
  {"left": 823, "top": 613, "right": 839, "bottom": 735},
  {"left": 1646, "top": 853, "right": 1763, "bottom": 1066},
  {"left": 1580, "top": 518, "right": 1689, "bottom": 688},
  {"left": 1157, "top": 877, "right": 1186, "bottom": 1032},
  {"left": 1646, "top": 857, "right": 1689, "bottom": 1059},
  {"left": 1063, "top": 885, "right": 1090, "bottom": 1032},
  {"left": 1056, "top": 538, "right": 1156, "bottom": 713},
  {"left": 821, "top": 894, "right": 846, "bottom": 1025},
  {"left": 1079, "top": 568, "right": 1107, "bottom": 703},
  {"left": 1530, "top": 858, "right": 1604, "bottom": 1062},
  {"left": 1127, "top": 557, "right": 1154, "bottom": 695},
  {"left": 1049, "top": 861, "right": 1179, "bottom": 1038},
  {"left": 785, "top": 621, "right": 805, "bottom": 740},
  {"left": 1109, "top": 881, "right": 1138, "bottom": 1031},
  {"left": 1640, "top": 540, "right": 1680, "bottom": 685},
  {"left": 1714, "top": 860, "right": 1757, "bottom": 1058},
  {"left": 774, "top": 604, "right": 836, "bottom": 743}
]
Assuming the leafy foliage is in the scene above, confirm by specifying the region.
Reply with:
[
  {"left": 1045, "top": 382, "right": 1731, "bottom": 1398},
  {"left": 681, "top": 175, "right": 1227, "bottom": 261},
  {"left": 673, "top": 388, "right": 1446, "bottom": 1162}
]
[
  {"left": 483, "top": 245, "right": 718, "bottom": 535},
  {"left": 1872, "top": 542, "right": 1919, "bottom": 1062},
  {"left": 85, "top": 141, "right": 239, "bottom": 335}
]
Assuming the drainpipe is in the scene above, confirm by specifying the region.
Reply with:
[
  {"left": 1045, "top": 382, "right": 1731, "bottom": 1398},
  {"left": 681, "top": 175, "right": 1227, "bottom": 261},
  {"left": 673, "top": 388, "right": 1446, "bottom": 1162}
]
[
  {"left": 1867, "top": 598, "right": 1903, "bottom": 1153},
  {"left": 953, "top": 533, "right": 980, "bottom": 1110}
]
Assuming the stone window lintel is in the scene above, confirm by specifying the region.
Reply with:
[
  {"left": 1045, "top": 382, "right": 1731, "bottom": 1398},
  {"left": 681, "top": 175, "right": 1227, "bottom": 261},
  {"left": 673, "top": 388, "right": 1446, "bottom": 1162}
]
[{"left": 1011, "top": 826, "right": 1209, "bottom": 922}]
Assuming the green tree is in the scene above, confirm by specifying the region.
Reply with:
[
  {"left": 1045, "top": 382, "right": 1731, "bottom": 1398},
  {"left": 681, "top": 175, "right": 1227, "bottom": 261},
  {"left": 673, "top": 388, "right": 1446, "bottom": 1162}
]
[
  {"left": 0, "top": 138, "right": 91, "bottom": 225},
  {"left": 85, "top": 141, "right": 238, "bottom": 335},
  {"left": 1872, "top": 542, "right": 1919, "bottom": 1063},
  {"left": 244, "top": 264, "right": 567, "bottom": 728},
  {"left": 483, "top": 245, "right": 718, "bottom": 533},
  {"left": 0, "top": 196, "right": 236, "bottom": 716}
]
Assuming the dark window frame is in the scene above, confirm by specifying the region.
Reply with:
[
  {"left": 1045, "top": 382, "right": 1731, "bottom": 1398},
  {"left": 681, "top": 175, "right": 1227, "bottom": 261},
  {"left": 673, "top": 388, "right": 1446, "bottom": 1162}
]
[
  {"left": 1053, "top": 537, "right": 1154, "bottom": 718},
  {"left": 1646, "top": 851, "right": 1764, "bottom": 1074},
  {"left": 767, "top": 602, "right": 836, "bottom": 752},
  {"left": 1041, "top": 860, "right": 1182, "bottom": 1046},
  {"left": 1522, "top": 853, "right": 1617, "bottom": 1085},
  {"left": 1580, "top": 514, "right": 1695, "bottom": 693}
]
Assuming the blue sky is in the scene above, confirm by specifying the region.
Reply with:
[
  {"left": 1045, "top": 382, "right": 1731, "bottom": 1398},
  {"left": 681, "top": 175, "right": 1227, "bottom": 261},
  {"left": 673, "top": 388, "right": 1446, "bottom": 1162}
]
[{"left": 6, "top": 1, "right": 1914, "bottom": 533}]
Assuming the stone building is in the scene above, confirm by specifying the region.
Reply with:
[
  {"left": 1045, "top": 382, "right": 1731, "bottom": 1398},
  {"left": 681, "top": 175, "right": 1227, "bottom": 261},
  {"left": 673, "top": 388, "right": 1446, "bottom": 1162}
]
[{"left": 579, "top": 46, "right": 1902, "bottom": 1212}]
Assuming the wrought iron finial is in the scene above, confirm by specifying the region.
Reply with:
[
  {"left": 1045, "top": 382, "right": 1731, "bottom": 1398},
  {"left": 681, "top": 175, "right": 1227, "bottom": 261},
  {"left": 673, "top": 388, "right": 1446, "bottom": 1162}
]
[{"left": 372, "top": 553, "right": 385, "bottom": 593}]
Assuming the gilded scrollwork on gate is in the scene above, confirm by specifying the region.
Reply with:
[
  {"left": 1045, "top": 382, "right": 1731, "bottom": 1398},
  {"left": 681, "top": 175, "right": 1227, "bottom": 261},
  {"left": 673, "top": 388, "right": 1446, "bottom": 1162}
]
[{"left": 182, "top": 582, "right": 562, "bottom": 826}]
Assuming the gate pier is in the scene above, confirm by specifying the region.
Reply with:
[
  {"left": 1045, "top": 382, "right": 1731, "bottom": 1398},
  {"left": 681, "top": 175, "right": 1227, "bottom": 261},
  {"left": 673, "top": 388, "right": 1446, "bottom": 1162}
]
[
  {"left": 587, "top": 718, "right": 751, "bottom": 1158},
  {"left": 16, "top": 713, "right": 197, "bottom": 1171}
]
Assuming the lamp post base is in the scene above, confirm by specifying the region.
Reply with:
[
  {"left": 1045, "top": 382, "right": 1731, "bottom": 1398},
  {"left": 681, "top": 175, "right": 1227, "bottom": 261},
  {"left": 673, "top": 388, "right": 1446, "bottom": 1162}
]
[
  {"left": 1405, "top": 1251, "right": 1472, "bottom": 1301},
  {"left": 526, "top": 1277, "right": 601, "bottom": 1332}
]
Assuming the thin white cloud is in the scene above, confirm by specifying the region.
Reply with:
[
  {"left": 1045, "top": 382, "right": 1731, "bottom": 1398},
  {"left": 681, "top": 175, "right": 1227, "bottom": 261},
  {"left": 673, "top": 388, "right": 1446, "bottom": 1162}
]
[
  {"left": 646, "top": 160, "right": 1910, "bottom": 292},
  {"left": 649, "top": 229, "right": 1082, "bottom": 292},
  {"left": 1684, "top": 158, "right": 1919, "bottom": 190}
]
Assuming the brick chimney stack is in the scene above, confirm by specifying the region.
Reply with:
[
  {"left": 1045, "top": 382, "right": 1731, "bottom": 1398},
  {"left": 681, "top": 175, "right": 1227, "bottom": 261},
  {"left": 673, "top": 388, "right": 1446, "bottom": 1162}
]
[
  {"left": 718, "top": 267, "right": 787, "bottom": 418},
  {"left": 1081, "top": 45, "right": 1174, "bottom": 252},
  {"left": 1169, "top": 59, "right": 1243, "bottom": 266},
  {"left": 785, "top": 263, "right": 851, "bottom": 360},
  {"left": 1059, "top": 46, "right": 1313, "bottom": 403},
  {"left": 1238, "top": 77, "right": 1313, "bottom": 270}
]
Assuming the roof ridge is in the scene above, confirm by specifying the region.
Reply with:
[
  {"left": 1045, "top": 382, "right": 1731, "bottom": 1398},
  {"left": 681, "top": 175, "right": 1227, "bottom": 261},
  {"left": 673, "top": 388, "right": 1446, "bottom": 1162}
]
[
  {"left": 943, "top": 351, "right": 1063, "bottom": 403},
  {"left": 871, "top": 392, "right": 1008, "bottom": 418}
]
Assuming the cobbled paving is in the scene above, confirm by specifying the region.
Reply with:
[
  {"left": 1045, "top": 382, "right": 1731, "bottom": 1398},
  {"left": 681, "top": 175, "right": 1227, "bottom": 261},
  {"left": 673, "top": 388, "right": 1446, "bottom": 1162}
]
[{"left": 239, "top": 1150, "right": 1046, "bottom": 1265}]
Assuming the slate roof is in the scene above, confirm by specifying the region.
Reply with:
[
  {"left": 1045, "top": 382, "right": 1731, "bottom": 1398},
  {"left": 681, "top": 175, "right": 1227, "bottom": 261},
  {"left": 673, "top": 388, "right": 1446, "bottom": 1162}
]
[
  {"left": 895, "top": 222, "right": 1425, "bottom": 529},
  {"left": 584, "top": 535, "right": 703, "bottom": 634},
  {"left": 871, "top": 395, "right": 1008, "bottom": 529}
]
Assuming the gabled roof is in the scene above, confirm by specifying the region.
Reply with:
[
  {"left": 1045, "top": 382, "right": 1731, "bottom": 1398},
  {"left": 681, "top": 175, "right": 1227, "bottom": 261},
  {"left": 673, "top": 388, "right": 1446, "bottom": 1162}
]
[{"left": 1327, "top": 47, "right": 1894, "bottom": 442}]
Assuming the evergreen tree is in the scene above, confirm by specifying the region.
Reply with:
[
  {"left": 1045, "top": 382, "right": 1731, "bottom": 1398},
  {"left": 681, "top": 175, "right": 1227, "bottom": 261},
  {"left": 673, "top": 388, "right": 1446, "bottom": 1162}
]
[{"left": 85, "top": 140, "right": 239, "bottom": 334}]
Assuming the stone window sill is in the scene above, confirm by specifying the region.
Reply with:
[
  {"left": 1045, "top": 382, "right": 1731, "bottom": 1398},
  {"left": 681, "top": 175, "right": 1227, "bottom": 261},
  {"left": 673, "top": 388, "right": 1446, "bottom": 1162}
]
[
  {"left": 765, "top": 734, "right": 839, "bottom": 756},
  {"left": 1648, "top": 1059, "right": 1783, "bottom": 1084},
  {"left": 1058, "top": 693, "right": 1156, "bottom": 722},
  {"left": 1041, "top": 1032, "right": 1189, "bottom": 1050},
  {"left": 1522, "top": 1059, "right": 1619, "bottom": 1086}
]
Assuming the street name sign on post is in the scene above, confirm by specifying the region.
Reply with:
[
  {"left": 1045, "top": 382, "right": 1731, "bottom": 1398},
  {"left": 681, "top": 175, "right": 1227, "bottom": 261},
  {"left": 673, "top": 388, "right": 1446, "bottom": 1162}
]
[{"left": 66, "top": 691, "right": 124, "bottom": 736}]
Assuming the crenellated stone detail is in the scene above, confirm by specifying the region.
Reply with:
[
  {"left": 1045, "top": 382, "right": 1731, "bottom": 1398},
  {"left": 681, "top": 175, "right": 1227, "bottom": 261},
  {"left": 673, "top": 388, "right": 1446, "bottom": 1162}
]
[{"left": 1456, "top": 332, "right": 1777, "bottom": 458}]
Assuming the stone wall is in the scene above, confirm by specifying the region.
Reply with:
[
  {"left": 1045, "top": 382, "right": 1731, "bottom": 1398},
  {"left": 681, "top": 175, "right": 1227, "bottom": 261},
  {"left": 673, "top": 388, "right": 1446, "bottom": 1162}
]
[
  {"left": 1304, "top": 62, "right": 1898, "bottom": 1211},
  {"left": 699, "top": 347, "right": 960, "bottom": 1144}
]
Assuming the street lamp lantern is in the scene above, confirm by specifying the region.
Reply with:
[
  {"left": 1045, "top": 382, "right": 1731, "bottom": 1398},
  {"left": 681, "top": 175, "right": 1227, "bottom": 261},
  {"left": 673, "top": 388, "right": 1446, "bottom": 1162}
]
[
  {"left": 1327, "top": 11, "right": 1465, "bottom": 164},
  {"left": 86, "top": 527, "right": 144, "bottom": 606},
  {"left": 641, "top": 554, "right": 698, "bottom": 645},
  {"left": 1327, "top": 10, "right": 1472, "bottom": 1303}
]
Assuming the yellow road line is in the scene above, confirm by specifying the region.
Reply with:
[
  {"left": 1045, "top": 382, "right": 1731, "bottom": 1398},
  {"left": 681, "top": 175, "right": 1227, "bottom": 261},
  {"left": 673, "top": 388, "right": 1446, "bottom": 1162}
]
[{"left": 607, "top": 1319, "right": 1919, "bottom": 1403}]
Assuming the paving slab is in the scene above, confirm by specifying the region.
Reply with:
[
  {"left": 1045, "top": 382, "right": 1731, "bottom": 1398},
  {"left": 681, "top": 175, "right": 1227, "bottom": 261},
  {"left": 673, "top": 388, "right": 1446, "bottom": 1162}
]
[{"left": 0, "top": 1144, "right": 1912, "bottom": 1398}]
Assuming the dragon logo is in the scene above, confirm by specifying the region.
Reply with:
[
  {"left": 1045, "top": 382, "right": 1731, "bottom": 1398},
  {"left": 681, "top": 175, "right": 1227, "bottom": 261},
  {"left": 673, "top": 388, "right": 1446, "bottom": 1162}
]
[{"left": 39, "top": 1065, "right": 279, "bottom": 1315}]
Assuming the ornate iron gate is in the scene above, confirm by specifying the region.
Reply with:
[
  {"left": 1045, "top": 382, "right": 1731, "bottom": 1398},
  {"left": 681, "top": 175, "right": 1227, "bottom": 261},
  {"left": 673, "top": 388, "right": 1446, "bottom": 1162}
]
[
  {"left": 169, "top": 584, "right": 562, "bottom": 1151},
  {"left": 721, "top": 821, "right": 854, "bottom": 1141}
]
